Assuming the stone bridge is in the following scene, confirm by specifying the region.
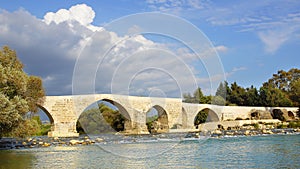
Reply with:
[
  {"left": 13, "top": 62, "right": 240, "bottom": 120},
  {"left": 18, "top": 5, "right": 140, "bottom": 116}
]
[{"left": 40, "top": 94, "right": 298, "bottom": 137}]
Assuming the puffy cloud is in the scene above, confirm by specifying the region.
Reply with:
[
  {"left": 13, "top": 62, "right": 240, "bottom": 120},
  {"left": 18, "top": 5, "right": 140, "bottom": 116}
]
[
  {"left": 0, "top": 4, "right": 225, "bottom": 97},
  {"left": 44, "top": 4, "right": 100, "bottom": 31}
]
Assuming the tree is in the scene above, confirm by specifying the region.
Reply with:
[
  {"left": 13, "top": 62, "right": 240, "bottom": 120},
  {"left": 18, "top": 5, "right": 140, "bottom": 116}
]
[
  {"left": 290, "top": 79, "right": 300, "bottom": 107},
  {"left": 266, "top": 68, "right": 300, "bottom": 92},
  {"left": 259, "top": 84, "right": 292, "bottom": 107},
  {"left": 244, "top": 86, "right": 260, "bottom": 106},
  {"left": 183, "top": 87, "right": 210, "bottom": 103},
  {"left": 77, "top": 103, "right": 126, "bottom": 134},
  {"left": 228, "top": 82, "right": 246, "bottom": 105},
  {"left": 211, "top": 95, "right": 226, "bottom": 105},
  {"left": 0, "top": 46, "right": 45, "bottom": 137}
]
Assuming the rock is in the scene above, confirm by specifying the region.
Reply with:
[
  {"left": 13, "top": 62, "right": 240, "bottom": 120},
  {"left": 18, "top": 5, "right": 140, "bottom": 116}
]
[
  {"left": 244, "top": 130, "right": 250, "bottom": 136},
  {"left": 226, "top": 131, "right": 234, "bottom": 136},
  {"left": 43, "top": 143, "right": 51, "bottom": 147},
  {"left": 213, "top": 129, "right": 222, "bottom": 135},
  {"left": 38, "top": 142, "right": 43, "bottom": 145},
  {"left": 95, "top": 138, "right": 104, "bottom": 142},
  {"left": 69, "top": 139, "right": 80, "bottom": 145},
  {"left": 27, "top": 138, "right": 32, "bottom": 142},
  {"left": 84, "top": 136, "right": 89, "bottom": 140},
  {"left": 53, "top": 137, "right": 59, "bottom": 141},
  {"left": 22, "top": 142, "right": 27, "bottom": 146}
]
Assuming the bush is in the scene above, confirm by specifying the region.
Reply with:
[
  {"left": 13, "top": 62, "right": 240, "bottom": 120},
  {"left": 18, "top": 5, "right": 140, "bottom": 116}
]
[
  {"left": 288, "top": 121, "right": 300, "bottom": 128},
  {"left": 253, "top": 123, "right": 259, "bottom": 130}
]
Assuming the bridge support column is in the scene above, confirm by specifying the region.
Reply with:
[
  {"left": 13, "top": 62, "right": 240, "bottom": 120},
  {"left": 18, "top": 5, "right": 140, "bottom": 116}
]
[
  {"left": 48, "top": 122, "right": 79, "bottom": 137},
  {"left": 124, "top": 109, "right": 149, "bottom": 134}
]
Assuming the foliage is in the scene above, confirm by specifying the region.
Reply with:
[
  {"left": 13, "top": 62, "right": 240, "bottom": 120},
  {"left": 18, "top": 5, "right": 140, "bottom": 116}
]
[
  {"left": 7, "top": 119, "right": 40, "bottom": 138},
  {"left": 146, "top": 115, "right": 158, "bottom": 132},
  {"left": 185, "top": 68, "right": 300, "bottom": 107},
  {"left": 183, "top": 87, "right": 211, "bottom": 104},
  {"left": 0, "top": 46, "right": 45, "bottom": 137},
  {"left": 211, "top": 95, "right": 226, "bottom": 105},
  {"left": 287, "top": 121, "right": 300, "bottom": 128},
  {"left": 194, "top": 110, "right": 208, "bottom": 127},
  {"left": 76, "top": 103, "right": 126, "bottom": 134}
]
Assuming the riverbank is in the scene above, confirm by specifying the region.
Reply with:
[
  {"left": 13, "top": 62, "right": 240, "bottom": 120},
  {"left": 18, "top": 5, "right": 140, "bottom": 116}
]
[{"left": 1, "top": 127, "right": 300, "bottom": 150}]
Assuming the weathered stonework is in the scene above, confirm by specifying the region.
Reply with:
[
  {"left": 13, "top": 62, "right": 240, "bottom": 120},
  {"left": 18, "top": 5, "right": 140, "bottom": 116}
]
[{"left": 41, "top": 94, "right": 299, "bottom": 137}]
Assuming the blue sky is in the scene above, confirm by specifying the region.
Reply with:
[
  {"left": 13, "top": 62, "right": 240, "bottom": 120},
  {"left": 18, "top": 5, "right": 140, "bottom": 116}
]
[{"left": 0, "top": 0, "right": 299, "bottom": 97}]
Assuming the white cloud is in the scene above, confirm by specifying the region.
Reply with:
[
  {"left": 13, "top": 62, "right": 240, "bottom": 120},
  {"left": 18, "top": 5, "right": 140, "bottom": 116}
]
[
  {"left": 0, "top": 4, "right": 225, "bottom": 97},
  {"left": 44, "top": 4, "right": 100, "bottom": 31}
]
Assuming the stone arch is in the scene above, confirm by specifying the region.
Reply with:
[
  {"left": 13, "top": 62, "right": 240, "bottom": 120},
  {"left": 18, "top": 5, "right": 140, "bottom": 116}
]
[
  {"left": 146, "top": 105, "right": 169, "bottom": 133},
  {"left": 194, "top": 108, "right": 219, "bottom": 128},
  {"left": 288, "top": 111, "right": 295, "bottom": 119},
  {"left": 37, "top": 105, "right": 54, "bottom": 124},
  {"left": 76, "top": 98, "right": 132, "bottom": 133}
]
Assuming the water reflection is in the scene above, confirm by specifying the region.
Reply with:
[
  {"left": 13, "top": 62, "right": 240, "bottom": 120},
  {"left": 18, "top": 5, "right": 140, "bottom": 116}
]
[
  {"left": 0, "top": 134, "right": 299, "bottom": 168},
  {"left": 0, "top": 150, "right": 35, "bottom": 169}
]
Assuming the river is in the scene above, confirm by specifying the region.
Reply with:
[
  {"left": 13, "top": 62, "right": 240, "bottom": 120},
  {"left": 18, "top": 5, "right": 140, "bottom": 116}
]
[{"left": 0, "top": 134, "right": 299, "bottom": 168}]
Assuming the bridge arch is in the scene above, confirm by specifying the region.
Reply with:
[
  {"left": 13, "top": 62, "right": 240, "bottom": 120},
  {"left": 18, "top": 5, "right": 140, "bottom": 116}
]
[
  {"left": 146, "top": 105, "right": 169, "bottom": 133},
  {"left": 37, "top": 105, "right": 54, "bottom": 124},
  {"left": 194, "top": 108, "right": 219, "bottom": 128},
  {"left": 76, "top": 98, "right": 132, "bottom": 134}
]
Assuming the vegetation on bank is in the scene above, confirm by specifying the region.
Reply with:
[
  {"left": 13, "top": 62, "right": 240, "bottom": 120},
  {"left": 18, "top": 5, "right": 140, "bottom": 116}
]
[
  {"left": 76, "top": 103, "right": 126, "bottom": 134},
  {"left": 0, "top": 46, "right": 45, "bottom": 138},
  {"left": 184, "top": 68, "right": 300, "bottom": 108}
]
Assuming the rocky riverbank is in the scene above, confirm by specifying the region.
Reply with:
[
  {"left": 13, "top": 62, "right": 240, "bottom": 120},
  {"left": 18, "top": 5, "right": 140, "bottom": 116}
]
[{"left": 1, "top": 128, "right": 300, "bottom": 150}]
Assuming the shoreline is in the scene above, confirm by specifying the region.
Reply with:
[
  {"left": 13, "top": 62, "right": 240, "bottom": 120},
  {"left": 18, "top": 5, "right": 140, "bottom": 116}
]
[{"left": 1, "top": 127, "right": 299, "bottom": 150}]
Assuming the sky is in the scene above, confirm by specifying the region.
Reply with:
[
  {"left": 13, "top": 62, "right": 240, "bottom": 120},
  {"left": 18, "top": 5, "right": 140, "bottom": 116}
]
[{"left": 0, "top": 0, "right": 299, "bottom": 97}]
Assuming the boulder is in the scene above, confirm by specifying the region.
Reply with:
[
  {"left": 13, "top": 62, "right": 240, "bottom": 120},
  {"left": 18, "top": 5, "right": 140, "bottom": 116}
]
[
  {"left": 69, "top": 139, "right": 80, "bottom": 145},
  {"left": 213, "top": 129, "right": 222, "bottom": 135},
  {"left": 43, "top": 143, "right": 51, "bottom": 147},
  {"left": 95, "top": 138, "right": 104, "bottom": 142}
]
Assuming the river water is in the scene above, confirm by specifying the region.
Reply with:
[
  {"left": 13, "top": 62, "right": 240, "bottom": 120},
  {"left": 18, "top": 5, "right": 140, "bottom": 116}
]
[{"left": 0, "top": 134, "right": 299, "bottom": 169}]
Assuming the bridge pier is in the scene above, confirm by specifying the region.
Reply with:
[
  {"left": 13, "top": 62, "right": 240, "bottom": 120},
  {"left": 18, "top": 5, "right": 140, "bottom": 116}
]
[{"left": 48, "top": 122, "right": 79, "bottom": 137}]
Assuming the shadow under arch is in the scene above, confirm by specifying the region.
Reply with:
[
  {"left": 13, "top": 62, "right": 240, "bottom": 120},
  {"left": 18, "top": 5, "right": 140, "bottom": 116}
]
[
  {"left": 76, "top": 98, "right": 132, "bottom": 134},
  {"left": 146, "top": 105, "right": 169, "bottom": 133},
  {"left": 37, "top": 105, "right": 54, "bottom": 124},
  {"left": 194, "top": 108, "right": 219, "bottom": 128}
]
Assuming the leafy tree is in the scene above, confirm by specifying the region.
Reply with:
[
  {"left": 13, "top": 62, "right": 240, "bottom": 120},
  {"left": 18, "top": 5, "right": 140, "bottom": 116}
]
[
  {"left": 0, "top": 46, "right": 45, "bottom": 137},
  {"left": 183, "top": 87, "right": 210, "bottom": 104},
  {"left": 194, "top": 110, "right": 208, "bottom": 128},
  {"left": 244, "top": 86, "right": 260, "bottom": 106},
  {"left": 259, "top": 84, "right": 292, "bottom": 107},
  {"left": 228, "top": 82, "right": 246, "bottom": 105},
  {"left": 216, "top": 81, "right": 230, "bottom": 100},
  {"left": 77, "top": 103, "right": 126, "bottom": 134},
  {"left": 211, "top": 95, "right": 226, "bottom": 105},
  {"left": 289, "top": 78, "right": 300, "bottom": 107},
  {"left": 266, "top": 68, "right": 300, "bottom": 92}
]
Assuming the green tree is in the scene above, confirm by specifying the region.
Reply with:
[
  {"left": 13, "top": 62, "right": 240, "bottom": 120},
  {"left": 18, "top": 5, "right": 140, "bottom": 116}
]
[
  {"left": 289, "top": 78, "right": 300, "bottom": 107},
  {"left": 183, "top": 87, "right": 210, "bottom": 104},
  {"left": 244, "top": 86, "right": 260, "bottom": 106},
  {"left": 77, "top": 103, "right": 126, "bottom": 134},
  {"left": 259, "top": 84, "right": 292, "bottom": 107},
  {"left": 228, "top": 82, "right": 246, "bottom": 105},
  {"left": 267, "top": 68, "right": 300, "bottom": 92},
  {"left": 0, "top": 46, "right": 45, "bottom": 137}
]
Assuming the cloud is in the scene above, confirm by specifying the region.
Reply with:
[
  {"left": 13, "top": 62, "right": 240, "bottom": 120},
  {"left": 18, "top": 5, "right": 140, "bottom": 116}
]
[{"left": 0, "top": 4, "right": 225, "bottom": 97}]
